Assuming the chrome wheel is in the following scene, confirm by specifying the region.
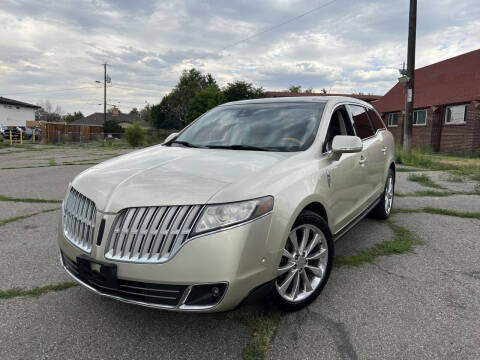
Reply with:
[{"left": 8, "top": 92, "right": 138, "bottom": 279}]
[
  {"left": 384, "top": 175, "right": 394, "bottom": 215},
  {"left": 276, "top": 224, "right": 329, "bottom": 303}
]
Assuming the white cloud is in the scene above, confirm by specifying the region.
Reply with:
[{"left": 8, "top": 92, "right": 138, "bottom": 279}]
[{"left": 0, "top": 0, "right": 478, "bottom": 114}]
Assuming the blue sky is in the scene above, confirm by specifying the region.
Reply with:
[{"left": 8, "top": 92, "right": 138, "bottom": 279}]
[{"left": 0, "top": 0, "right": 479, "bottom": 114}]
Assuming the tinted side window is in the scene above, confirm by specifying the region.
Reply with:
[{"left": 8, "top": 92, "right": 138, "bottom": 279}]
[
  {"left": 349, "top": 105, "right": 375, "bottom": 139},
  {"left": 367, "top": 108, "right": 385, "bottom": 130}
]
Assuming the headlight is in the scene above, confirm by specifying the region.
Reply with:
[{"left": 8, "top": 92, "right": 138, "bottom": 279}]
[{"left": 192, "top": 196, "right": 274, "bottom": 236}]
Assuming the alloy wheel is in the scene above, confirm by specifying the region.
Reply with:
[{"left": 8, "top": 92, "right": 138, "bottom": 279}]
[
  {"left": 384, "top": 175, "right": 394, "bottom": 214},
  {"left": 276, "top": 224, "right": 328, "bottom": 303}
]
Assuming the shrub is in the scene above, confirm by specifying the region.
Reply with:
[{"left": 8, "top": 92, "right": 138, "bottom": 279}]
[
  {"left": 124, "top": 122, "right": 146, "bottom": 147},
  {"left": 103, "top": 119, "right": 124, "bottom": 135}
]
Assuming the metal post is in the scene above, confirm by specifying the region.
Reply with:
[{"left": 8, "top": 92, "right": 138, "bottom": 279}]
[
  {"left": 104, "top": 63, "right": 107, "bottom": 124},
  {"left": 9, "top": 130, "right": 12, "bottom": 145},
  {"left": 403, "top": 0, "right": 417, "bottom": 152},
  {"left": 33, "top": 130, "right": 35, "bottom": 144},
  {"left": 20, "top": 129, "right": 23, "bottom": 145}
]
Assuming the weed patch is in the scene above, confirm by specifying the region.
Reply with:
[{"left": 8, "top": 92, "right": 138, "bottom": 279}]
[
  {"left": 220, "top": 310, "right": 284, "bottom": 360},
  {"left": 0, "top": 282, "right": 77, "bottom": 299},
  {"left": 335, "top": 221, "right": 423, "bottom": 267},
  {"left": 407, "top": 173, "right": 444, "bottom": 189},
  {"left": 0, "top": 195, "right": 62, "bottom": 203},
  {"left": 0, "top": 207, "right": 60, "bottom": 227}
]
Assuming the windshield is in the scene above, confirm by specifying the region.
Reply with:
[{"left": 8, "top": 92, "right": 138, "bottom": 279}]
[{"left": 172, "top": 102, "right": 325, "bottom": 152}]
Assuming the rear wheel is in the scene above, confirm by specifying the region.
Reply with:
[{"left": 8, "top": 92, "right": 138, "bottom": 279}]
[
  {"left": 369, "top": 169, "right": 395, "bottom": 219},
  {"left": 272, "top": 211, "right": 334, "bottom": 311}
]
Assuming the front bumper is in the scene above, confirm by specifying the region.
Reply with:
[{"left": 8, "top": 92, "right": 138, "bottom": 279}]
[{"left": 58, "top": 213, "right": 276, "bottom": 312}]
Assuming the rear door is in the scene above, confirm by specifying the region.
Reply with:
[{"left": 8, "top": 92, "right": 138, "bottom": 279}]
[
  {"left": 348, "top": 104, "right": 383, "bottom": 206},
  {"left": 367, "top": 107, "right": 389, "bottom": 194}
]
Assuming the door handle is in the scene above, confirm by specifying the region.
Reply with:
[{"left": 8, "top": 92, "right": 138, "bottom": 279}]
[
  {"left": 359, "top": 155, "right": 367, "bottom": 165},
  {"left": 381, "top": 146, "right": 388, "bottom": 154}
]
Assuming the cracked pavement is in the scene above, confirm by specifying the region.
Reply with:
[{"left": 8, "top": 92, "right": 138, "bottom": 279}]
[{"left": 1, "top": 148, "right": 479, "bottom": 359}]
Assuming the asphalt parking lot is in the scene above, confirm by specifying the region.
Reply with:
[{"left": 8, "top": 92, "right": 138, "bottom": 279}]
[{"left": 1, "top": 145, "right": 479, "bottom": 360}]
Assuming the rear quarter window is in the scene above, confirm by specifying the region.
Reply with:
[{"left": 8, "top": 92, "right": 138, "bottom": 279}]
[
  {"left": 367, "top": 108, "right": 386, "bottom": 130},
  {"left": 349, "top": 105, "right": 375, "bottom": 139}
]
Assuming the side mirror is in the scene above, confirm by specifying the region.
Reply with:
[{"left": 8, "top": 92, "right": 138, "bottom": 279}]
[
  {"left": 163, "top": 132, "right": 178, "bottom": 144},
  {"left": 331, "top": 135, "right": 363, "bottom": 154}
]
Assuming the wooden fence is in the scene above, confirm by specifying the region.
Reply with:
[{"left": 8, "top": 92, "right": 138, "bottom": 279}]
[{"left": 39, "top": 122, "right": 104, "bottom": 144}]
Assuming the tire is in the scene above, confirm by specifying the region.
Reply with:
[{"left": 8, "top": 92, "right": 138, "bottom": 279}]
[
  {"left": 369, "top": 169, "right": 395, "bottom": 219},
  {"left": 272, "top": 210, "right": 334, "bottom": 312}
]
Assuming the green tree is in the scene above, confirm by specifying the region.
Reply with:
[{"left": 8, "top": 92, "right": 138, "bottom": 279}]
[
  {"left": 151, "top": 68, "right": 218, "bottom": 129},
  {"left": 222, "top": 81, "right": 265, "bottom": 102},
  {"left": 64, "top": 111, "right": 84, "bottom": 123},
  {"left": 124, "top": 122, "right": 146, "bottom": 146},
  {"left": 288, "top": 85, "right": 302, "bottom": 93},
  {"left": 103, "top": 119, "right": 124, "bottom": 134},
  {"left": 187, "top": 86, "right": 225, "bottom": 124},
  {"left": 151, "top": 94, "right": 183, "bottom": 129}
]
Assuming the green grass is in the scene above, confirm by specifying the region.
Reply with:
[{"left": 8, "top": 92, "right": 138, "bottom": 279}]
[
  {"left": 0, "top": 207, "right": 60, "bottom": 227},
  {"left": 221, "top": 310, "right": 284, "bottom": 360},
  {"left": 396, "top": 167, "right": 428, "bottom": 172},
  {"left": 49, "top": 159, "right": 57, "bottom": 166},
  {"left": 335, "top": 220, "right": 423, "bottom": 267},
  {"left": 395, "top": 190, "right": 480, "bottom": 197},
  {"left": 0, "top": 194, "right": 62, "bottom": 203},
  {"left": 407, "top": 173, "right": 444, "bottom": 189},
  {"left": 0, "top": 282, "right": 77, "bottom": 299},
  {"left": 393, "top": 207, "right": 480, "bottom": 219},
  {"left": 395, "top": 148, "right": 480, "bottom": 182}
]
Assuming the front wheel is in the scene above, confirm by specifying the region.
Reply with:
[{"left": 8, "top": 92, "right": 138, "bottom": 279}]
[{"left": 272, "top": 211, "right": 334, "bottom": 311}]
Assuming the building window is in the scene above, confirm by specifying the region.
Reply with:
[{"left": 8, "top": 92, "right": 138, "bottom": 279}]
[
  {"left": 445, "top": 105, "right": 467, "bottom": 124},
  {"left": 413, "top": 109, "right": 427, "bottom": 126},
  {"left": 388, "top": 113, "right": 399, "bottom": 127}
]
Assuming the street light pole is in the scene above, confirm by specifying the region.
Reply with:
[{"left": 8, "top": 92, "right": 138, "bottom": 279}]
[{"left": 403, "top": 0, "right": 417, "bottom": 151}]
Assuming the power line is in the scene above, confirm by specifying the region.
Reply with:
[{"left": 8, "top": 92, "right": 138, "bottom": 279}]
[
  {"left": 0, "top": 85, "right": 100, "bottom": 96},
  {"left": 211, "top": 0, "right": 338, "bottom": 55}
]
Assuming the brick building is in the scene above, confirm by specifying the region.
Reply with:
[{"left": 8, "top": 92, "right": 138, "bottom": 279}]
[{"left": 374, "top": 49, "right": 480, "bottom": 152}]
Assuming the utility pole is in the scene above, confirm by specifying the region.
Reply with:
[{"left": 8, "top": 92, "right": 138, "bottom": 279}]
[
  {"left": 104, "top": 63, "right": 107, "bottom": 124},
  {"left": 403, "top": 0, "right": 417, "bottom": 151}
]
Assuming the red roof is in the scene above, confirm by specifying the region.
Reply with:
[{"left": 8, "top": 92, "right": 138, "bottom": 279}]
[
  {"left": 265, "top": 92, "right": 381, "bottom": 103},
  {"left": 374, "top": 49, "right": 480, "bottom": 113}
]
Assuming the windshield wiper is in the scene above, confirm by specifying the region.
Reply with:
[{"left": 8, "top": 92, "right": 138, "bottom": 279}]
[
  {"left": 204, "top": 144, "right": 272, "bottom": 151},
  {"left": 170, "top": 140, "right": 204, "bottom": 148}
]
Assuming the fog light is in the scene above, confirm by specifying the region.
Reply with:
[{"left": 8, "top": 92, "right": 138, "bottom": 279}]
[{"left": 184, "top": 283, "right": 227, "bottom": 307}]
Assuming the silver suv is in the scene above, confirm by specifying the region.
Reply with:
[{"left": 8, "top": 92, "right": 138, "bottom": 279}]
[{"left": 58, "top": 96, "right": 395, "bottom": 312}]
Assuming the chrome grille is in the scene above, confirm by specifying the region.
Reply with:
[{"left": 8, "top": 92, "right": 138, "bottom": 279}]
[
  {"left": 62, "top": 188, "right": 96, "bottom": 253},
  {"left": 105, "top": 205, "right": 202, "bottom": 263}
]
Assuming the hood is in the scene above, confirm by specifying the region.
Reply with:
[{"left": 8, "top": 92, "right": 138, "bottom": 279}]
[{"left": 71, "top": 145, "right": 292, "bottom": 212}]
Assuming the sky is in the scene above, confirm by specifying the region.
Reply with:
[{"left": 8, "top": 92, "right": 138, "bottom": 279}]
[{"left": 0, "top": 0, "right": 479, "bottom": 115}]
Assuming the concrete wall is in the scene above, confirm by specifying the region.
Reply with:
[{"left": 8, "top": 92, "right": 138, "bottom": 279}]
[{"left": 0, "top": 104, "right": 36, "bottom": 126}]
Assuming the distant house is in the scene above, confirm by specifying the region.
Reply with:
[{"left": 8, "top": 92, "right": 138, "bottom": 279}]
[
  {"left": 72, "top": 111, "right": 151, "bottom": 129},
  {"left": 374, "top": 49, "right": 480, "bottom": 152},
  {"left": 265, "top": 92, "right": 381, "bottom": 104},
  {"left": 0, "top": 97, "right": 40, "bottom": 127}
]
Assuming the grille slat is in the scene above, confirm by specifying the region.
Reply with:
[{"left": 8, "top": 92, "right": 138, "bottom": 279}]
[
  {"left": 105, "top": 205, "right": 202, "bottom": 263},
  {"left": 62, "top": 188, "right": 96, "bottom": 253}
]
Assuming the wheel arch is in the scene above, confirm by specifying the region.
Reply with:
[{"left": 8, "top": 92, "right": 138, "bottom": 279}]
[{"left": 302, "top": 201, "right": 328, "bottom": 224}]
